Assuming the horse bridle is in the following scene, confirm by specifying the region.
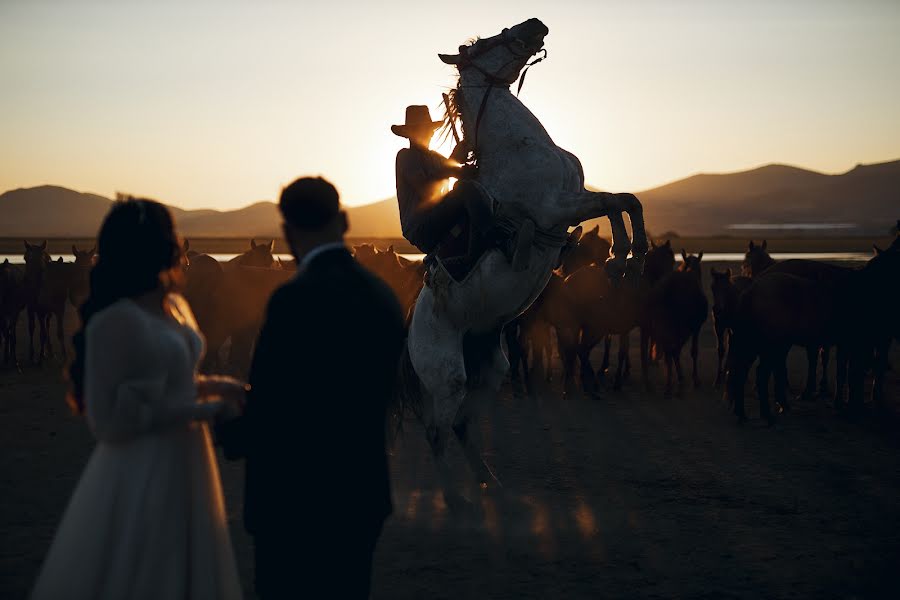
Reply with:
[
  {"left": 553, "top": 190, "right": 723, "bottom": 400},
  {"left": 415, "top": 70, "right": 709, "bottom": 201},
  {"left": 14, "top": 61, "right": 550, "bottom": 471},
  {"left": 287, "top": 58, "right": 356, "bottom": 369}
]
[{"left": 454, "top": 29, "right": 548, "bottom": 151}]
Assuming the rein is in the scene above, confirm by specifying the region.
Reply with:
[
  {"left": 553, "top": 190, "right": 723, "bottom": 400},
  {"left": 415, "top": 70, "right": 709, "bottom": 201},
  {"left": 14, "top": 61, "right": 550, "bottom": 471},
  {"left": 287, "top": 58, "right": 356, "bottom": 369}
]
[{"left": 462, "top": 46, "right": 548, "bottom": 152}]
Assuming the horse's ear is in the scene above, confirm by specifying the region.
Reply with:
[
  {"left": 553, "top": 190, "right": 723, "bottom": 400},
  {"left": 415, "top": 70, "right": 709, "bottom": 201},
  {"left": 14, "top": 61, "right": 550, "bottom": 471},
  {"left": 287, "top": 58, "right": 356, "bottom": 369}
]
[
  {"left": 664, "top": 239, "right": 671, "bottom": 248},
  {"left": 725, "top": 267, "right": 732, "bottom": 279},
  {"left": 388, "top": 244, "right": 395, "bottom": 253},
  {"left": 250, "top": 239, "right": 257, "bottom": 249},
  {"left": 748, "top": 240, "right": 755, "bottom": 251},
  {"left": 40, "top": 240, "right": 47, "bottom": 250},
  {"left": 438, "top": 53, "right": 461, "bottom": 65},
  {"left": 570, "top": 225, "right": 583, "bottom": 239},
  {"left": 588, "top": 224, "right": 600, "bottom": 236},
  {"left": 698, "top": 251, "right": 704, "bottom": 261},
  {"left": 649, "top": 238, "right": 656, "bottom": 249},
  {"left": 24, "top": 240, "right": 30, "bottom": 251},
  {"left": 268, "top": 239, "right": 275, "bottom": 253},
  {"left": 183, "top": 239, "right": 190, "bottom": 253},
  {"left": 761, "top": 240, "right": 767, "bottom": 251},
  {"left": 873, "top": 244, "right": 883, "bottom": 256},
  {"left": 681, "top": 248, "right": 688, "bottom": 262},
  {"left": 57, "top": 256, "right": 63, "bottom": 263},
  {"left": 72, "top": 245, "right": 78, "bottom": 255},
  {"left": 89, "top": 246, "right": 96, "bottom": 255}
]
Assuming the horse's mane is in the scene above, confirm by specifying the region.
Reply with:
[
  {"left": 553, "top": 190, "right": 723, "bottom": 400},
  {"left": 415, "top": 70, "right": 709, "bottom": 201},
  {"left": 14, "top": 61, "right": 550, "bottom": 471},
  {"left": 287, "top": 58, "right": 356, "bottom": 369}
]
[{"left": 437, "top": 37, "right": 481, "bottom": 155}]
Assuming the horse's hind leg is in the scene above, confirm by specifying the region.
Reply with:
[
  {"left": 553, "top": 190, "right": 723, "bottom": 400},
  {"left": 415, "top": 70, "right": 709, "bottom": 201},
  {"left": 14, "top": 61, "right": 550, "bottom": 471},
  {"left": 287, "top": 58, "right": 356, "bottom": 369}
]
[
  {"left": 27, "top": 308, "right": 36, "bottom": 364},
  {"left": 55, "top": 309, "right": 66, "bottom": 362},
  {"left": 716, "top": 326, "right": 729, "bottom": 389},
  {"left": 640, "top": 325, "right": 654, "bottom": 392},
  {"left": 409, "top": 288, "right": 469, "bottom": 508},
  {"left": 756, "top": 354, "right": 775, "bottom": 425},
  {"left": 818, "top": 345, "right": 831, "bottom": 398},
  {"left": 599, "top": 335, "right": 611, "bottom": 378},
  {"left": 38, "top": 314, "right": 50, "bottom": 365},
  {"left": 613, "top": 332, "right": 629, "bottom": 390},
  {"left": 801, "top": 345, "right": 817, "bottom": 401},
  {"left": 691, "top": 331, "right": 701, "bottom": 389},
  {"left": 452, "top": 343, "right": 507, "bottom": 492},
  {"left": 871, "top": 338, "right": 890, "bottom": 409}
]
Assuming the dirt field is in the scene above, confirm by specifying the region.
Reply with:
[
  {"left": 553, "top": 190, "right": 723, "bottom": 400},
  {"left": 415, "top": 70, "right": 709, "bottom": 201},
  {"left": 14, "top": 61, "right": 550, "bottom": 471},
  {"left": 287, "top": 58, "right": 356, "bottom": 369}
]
[{"left": 2, "top": 260, "right": 899, "bottom": 599}]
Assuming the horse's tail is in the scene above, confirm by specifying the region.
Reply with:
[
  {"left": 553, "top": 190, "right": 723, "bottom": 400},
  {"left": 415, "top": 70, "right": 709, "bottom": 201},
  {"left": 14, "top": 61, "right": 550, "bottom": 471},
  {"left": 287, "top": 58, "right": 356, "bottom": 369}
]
[{"left": 389, "top": 339, "right": 423, "bottom": 444}]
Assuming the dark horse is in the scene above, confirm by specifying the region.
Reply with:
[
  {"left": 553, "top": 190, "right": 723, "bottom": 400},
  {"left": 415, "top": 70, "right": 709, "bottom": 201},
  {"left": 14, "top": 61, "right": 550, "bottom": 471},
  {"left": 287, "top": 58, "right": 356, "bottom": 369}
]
[
  {"left": 23, "top": 241, "right": 72, "bottom": 364},
  {"left": 710, "top": 268, "right": 752, "bottom": 389},
  {"left": 645, "top": 250, "right": 708, "bottom": 397},
  {"left": 742, "top": 239, "right": 848, "bottom": 400},
  {"left": 0, "top": 259, "right": 28, "bottom": 369},
  {"left": 727, "top": 246, "right": 900, "bottom": 423}
]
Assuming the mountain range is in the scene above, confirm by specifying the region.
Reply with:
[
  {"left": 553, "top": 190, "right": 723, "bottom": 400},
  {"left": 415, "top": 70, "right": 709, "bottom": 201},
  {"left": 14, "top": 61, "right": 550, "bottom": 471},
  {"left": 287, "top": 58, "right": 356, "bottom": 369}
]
[{"left": 1, "top": 159, "right": 898, "bottom": 238}]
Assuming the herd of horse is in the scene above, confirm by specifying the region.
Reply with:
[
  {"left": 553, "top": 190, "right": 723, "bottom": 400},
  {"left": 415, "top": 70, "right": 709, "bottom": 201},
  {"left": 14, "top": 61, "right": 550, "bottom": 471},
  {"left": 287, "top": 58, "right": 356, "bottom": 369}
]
[{"left": 1, "top": 226, "right": 897, "bottom": 425}]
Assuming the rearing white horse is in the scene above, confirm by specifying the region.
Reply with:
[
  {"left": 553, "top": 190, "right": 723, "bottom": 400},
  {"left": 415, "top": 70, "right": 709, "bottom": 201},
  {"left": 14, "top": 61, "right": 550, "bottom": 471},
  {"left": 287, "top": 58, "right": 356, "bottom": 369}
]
[{"left": 405, "top": 18, "right": 647, "bottom": 506}]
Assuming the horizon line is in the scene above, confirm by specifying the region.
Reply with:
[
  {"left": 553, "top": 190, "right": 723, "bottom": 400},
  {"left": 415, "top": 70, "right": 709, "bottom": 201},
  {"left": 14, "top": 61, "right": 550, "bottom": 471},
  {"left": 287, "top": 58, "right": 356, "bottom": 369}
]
[{"left": 5, "top": 156, "right": 898, "bottom": 214}]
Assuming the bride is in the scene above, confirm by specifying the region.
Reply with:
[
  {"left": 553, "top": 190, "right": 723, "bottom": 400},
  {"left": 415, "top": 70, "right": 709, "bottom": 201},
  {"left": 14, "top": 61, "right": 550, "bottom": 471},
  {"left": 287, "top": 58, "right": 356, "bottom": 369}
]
[{"left": 32, "top": 198, "right": 246, "bottom": 599}]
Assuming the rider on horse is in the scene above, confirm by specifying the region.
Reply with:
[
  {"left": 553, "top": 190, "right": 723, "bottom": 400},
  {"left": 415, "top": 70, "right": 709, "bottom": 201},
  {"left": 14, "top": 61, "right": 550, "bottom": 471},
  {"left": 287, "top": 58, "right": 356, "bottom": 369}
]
[{"left": 392, "top": 105, "right": 494, "bottom": 257}]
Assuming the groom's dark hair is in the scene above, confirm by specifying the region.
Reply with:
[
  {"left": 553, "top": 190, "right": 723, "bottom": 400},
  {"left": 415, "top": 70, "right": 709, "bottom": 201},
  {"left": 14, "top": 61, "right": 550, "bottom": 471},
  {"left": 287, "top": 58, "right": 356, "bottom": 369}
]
[{"left": 279, "top": 176, "right": 341, "bottom": 230}]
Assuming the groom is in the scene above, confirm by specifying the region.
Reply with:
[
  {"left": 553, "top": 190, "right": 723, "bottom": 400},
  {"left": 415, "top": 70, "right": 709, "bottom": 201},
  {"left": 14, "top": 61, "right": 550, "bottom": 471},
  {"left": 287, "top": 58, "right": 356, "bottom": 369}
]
[{"left": 216, "top": 176, "right": 406, "bottom": 598}]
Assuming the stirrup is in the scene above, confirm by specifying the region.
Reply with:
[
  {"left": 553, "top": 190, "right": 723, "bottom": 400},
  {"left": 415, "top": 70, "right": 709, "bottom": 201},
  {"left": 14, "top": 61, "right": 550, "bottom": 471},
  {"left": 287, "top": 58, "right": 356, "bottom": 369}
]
[{"left": 511, "top": 218, "right": 536, "bottom": 271}]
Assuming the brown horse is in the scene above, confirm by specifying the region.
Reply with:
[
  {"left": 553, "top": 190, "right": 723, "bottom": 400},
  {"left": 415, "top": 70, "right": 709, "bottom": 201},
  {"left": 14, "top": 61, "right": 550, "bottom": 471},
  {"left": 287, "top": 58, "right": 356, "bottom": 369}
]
[
  {"left": 557, "top": 224, "right": 612, "bottom": 277},
  {"left": 505, "top": 271, "right": 567, "bottom": 390},
  {"left": 23, "top": 241, "right": 71, "bottom": 364},
  {"left": 727, "top": 246, "right": 900, "bottom": 423},
  {"left": 68, "top": 245, "right": 95, "bottom": 311},
  {"left": 353, "top": 244, "right": 425, "bottom": 323},
  {"left": 710, "top": 268, "right": 752, "bottom": 388},
  {"left": 742, "top": 239, "right": 856, "bottom": 399},
  {"left": 0, "top": 259, "right": 28, "bottom": 368},
  {"left": 645, "top": 250, "right": 708, "bottom": 397},
  {"left": 228, "top": 239, "right": 278, "bottom": 268},
  {"left": 506, "top": 224, "right": 614, "bottom": 389},
  {"left": 185, "top": 240, "right": 280, "bottom": 373},
  {"left": 554, "top": 240, "right": 675, "bottom": 397}
]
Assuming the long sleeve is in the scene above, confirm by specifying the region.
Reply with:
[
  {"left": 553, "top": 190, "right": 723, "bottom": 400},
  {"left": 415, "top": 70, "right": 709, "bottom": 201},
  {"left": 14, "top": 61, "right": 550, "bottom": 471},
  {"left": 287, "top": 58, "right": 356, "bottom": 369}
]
[{"left": 85, "top": 301, "right": 217, "bottom": 443}]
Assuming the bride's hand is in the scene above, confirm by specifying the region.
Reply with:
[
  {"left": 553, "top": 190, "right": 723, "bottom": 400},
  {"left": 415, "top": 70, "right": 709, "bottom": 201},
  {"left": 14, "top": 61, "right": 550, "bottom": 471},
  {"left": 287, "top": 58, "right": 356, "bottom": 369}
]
[
  {"left": 196, "top": 375, "right": 248, "bottom": 420},
  {"left": 196, "top": 375, "right": 248, "bottom": 399}
]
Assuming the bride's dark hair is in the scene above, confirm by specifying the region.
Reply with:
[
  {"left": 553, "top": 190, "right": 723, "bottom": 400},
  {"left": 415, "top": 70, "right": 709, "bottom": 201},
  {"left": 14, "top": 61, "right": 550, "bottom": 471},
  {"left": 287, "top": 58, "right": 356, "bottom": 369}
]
[{"left": 67, "top": 197, "right": 183, "bottom": 413}]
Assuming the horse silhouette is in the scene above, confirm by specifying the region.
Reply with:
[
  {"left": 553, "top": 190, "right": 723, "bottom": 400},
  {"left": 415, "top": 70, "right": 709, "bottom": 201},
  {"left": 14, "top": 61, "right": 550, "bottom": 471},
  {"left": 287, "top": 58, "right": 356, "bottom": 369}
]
[
  {"left": 645, "top": 250, "right": 708, "bottom": 397},
  {"left": 709, "top": 268, "right": 751, "bottom": 388}
]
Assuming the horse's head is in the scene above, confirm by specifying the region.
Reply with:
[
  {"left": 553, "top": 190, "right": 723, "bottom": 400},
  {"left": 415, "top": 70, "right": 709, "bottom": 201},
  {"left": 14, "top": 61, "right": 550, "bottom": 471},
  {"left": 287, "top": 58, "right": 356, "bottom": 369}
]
[
  {"left": 72, "top": 245, "right": 96, "bottom": 268},
  {"left": 643, "top": 239, "right": 675, "bottom": 284},
  {"left": 709, "top": 267, "right": 734, "bottom": 316},
  {"left": 862, "top": 243, "right": 900, "bottom": 339},
  {"left": 239, "top": 239, "right": 277, "bottom": 268},
  {"left": 742, "top": 240, "right": 773, "bottom": 277},
  {"left": 679, "top": 249, "right": 704, "bottom": 283},
  {"left": 23, "top": 240, "right": 49, "bottom": 274},
  {"left": 439, "top": 18, "right": 549, "bottom": 86}
]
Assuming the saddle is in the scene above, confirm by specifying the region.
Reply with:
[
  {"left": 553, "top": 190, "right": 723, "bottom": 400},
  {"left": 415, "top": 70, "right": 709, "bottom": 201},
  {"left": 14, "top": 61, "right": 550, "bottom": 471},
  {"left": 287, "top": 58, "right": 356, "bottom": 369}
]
[{"left": 425, "top": 182, "right": 520, "bottom": 283}]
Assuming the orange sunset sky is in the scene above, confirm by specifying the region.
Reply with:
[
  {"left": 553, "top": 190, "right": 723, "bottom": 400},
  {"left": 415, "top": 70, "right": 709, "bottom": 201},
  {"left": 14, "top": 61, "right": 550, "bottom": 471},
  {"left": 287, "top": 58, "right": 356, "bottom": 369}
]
[{"left": 1, "top": 0, "right": 898, "bottom": 209}]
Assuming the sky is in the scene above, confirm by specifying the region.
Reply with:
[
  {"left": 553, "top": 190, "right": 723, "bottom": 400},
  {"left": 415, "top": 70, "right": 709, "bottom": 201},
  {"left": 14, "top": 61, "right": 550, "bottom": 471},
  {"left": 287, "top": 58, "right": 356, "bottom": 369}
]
[{"left": 1, "top": 0, "right": 898, "bottom": 209}]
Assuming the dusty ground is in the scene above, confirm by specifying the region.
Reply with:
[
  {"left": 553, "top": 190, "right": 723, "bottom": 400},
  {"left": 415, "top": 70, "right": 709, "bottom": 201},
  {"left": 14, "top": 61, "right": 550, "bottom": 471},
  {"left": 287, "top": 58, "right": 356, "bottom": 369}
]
[{"left": 2, "top": 261, "right": 899, "bottom": 599}]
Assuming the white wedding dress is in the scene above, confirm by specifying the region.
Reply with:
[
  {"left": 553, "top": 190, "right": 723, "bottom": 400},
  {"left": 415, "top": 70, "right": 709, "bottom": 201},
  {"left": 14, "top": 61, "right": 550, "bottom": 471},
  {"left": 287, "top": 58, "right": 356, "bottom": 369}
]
[{"left": 31, "top": 294, "right": 242, "bottom": 600}]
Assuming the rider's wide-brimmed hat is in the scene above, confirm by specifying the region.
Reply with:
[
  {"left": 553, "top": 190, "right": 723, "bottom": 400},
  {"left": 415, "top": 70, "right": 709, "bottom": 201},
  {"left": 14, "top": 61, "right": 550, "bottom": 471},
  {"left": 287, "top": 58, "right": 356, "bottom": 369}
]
[{"left": 391, "top": 105, "right": 443, "bottom": 138}]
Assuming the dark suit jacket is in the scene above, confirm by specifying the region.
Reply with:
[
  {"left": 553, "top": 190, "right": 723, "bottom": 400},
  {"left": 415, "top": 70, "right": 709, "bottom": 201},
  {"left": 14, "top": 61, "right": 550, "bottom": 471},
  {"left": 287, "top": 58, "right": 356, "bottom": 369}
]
[{"left": 216, "top": 247, "right": 405, "bottom": 537}]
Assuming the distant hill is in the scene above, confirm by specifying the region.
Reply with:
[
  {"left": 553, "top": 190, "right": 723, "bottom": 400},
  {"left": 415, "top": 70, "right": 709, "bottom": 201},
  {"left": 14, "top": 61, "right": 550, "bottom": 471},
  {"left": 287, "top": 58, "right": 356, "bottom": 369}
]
[
  {"left": 585, "top": 160, "right": 900, "bottom": 236},
  {"left": 0, "top": 186, "right": 399, "bottom": 238},
  {"left": 2, "top": 159, "right": 898, "bottom": 238}
]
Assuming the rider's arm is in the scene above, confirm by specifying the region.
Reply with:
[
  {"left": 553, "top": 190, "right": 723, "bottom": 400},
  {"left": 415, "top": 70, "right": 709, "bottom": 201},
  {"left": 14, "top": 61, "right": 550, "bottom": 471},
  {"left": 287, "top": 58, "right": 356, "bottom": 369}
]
[{"left": 449, "top": 139, "right": 470, "bottom": 164}]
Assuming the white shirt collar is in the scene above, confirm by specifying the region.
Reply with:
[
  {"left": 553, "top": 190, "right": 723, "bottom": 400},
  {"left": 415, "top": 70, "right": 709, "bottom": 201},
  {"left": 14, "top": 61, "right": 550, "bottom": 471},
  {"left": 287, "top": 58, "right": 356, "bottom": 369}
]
[{"left": 297, "top": 242, "right": 347, "bottom": 271}]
